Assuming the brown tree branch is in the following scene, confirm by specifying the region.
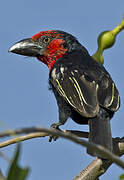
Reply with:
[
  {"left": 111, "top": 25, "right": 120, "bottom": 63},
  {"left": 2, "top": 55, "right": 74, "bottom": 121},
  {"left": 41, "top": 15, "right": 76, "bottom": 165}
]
[
  {"left": 74, "top": 137, "right": 124, "bottom": 180},
  {"left": 0, "top": 127, "right": 88, "bottom": 138},
  {"left": 0, "top": 170, "right": 6, "bottom": 180},
  {"left": 0, "top": 127, "right": 124, "bottom": 172}
]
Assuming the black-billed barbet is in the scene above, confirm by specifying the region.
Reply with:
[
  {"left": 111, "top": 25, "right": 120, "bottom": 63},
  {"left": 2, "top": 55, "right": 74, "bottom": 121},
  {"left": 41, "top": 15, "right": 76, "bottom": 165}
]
[{"left": 9, "top": 30, "right": 120, "bottom": 157}]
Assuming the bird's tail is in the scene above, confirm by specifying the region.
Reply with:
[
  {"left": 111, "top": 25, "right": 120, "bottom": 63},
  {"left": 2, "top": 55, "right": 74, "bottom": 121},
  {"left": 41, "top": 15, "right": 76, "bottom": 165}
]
[{"left": 87, "top": 108, "right": 113, "bottom": 158}]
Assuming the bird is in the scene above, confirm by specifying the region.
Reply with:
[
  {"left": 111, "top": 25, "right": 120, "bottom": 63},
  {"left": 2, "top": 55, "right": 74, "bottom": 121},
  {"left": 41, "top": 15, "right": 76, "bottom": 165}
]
[{"left": 9, "top": 30, "right": 120, "bottom": 158}]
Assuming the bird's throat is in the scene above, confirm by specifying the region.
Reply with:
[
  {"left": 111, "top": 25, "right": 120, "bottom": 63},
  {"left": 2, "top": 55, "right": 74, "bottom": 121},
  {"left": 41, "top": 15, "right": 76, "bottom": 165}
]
[
  {"left": 37, "top": 40, "right": 67, "bottom": 71},
  {"left": 37, "top": 53, "right": 65, "bottom": 71}
]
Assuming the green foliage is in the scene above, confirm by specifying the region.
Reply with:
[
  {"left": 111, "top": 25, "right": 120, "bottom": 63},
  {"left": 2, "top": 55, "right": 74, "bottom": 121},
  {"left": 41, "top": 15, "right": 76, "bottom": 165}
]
[
  {"left": 120, "top": 174, "right": 124, "bottom": 180},
  {"left": 7, "top": 144, "right": 29, "bottom": 180}
]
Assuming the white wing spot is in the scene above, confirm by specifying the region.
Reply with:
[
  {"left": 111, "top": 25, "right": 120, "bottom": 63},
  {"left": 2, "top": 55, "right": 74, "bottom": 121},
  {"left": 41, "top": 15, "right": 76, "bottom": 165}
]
[
  {"left": 51, "top": 68, "right": 56, "bottom": 79},
  {"left": 60, "top": 67, "right": 65, "bottom": 74},
  {"left": 74, "top": 70, "right": 78, "bottom": 73}
]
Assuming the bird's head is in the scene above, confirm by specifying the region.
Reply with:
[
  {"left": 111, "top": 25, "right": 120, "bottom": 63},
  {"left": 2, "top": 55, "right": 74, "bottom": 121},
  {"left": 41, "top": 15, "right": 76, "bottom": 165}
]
[{"left": 9, "top": 30, "right": 82, "bottom": 71}]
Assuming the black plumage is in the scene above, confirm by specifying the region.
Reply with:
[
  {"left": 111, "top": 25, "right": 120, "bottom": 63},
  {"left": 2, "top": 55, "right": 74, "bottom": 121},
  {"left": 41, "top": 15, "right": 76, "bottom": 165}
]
[
  {"left": 50, "top": 49, "right": 119, "bottom": 123},
  {"left": 49, "top": 49, "right": 120, "bottom": 156}
]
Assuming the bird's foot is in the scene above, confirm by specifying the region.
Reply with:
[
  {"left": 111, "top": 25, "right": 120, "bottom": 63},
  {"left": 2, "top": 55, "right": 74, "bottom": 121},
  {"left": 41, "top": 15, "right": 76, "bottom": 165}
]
[{"left": 49, "top": 123, "right": 61, "bottom": 142}]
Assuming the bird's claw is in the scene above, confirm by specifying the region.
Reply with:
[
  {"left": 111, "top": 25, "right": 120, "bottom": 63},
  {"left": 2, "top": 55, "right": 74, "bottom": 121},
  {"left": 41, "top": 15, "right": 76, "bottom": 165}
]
[
  {"left": 49, "top": 123, "right": 61, "bottom": 142},
  {"left": 49, "top": 135, "right": 58, "bottom": 142}
]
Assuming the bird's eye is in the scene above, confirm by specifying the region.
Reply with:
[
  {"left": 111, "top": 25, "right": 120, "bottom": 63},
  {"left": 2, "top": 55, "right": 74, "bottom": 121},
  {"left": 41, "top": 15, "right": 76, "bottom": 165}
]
[{"left": 43, "top": 37, "right": 51, "bottom": 43}]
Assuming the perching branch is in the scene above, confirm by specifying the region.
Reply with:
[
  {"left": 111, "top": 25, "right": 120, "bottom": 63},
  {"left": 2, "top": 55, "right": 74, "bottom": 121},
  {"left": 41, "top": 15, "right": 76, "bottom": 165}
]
[
  {"left": 0, "top": 127, "right": 124, "bottom": 173},
  {"left": 0, "top": 127, "right": 88, "bottom": 139},
  {"left": 0, "top": 170, "right": 6, "bottom": 180},
  {"left": 74, "top": 137, "right": 124, "bottom": 180}
]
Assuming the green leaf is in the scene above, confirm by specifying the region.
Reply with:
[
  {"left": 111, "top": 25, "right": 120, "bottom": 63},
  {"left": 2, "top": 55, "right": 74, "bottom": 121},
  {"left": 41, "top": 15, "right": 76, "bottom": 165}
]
[
  {"left": 7, "top": 144, "right": 29, "bottom": 180},
  {"left": 120, "top": 174, "right": 124, "bottom": 180}
]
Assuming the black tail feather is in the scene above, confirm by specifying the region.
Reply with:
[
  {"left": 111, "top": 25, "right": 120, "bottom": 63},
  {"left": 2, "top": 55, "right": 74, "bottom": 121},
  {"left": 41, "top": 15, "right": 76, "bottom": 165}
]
[{"left": 87, "top": 108, "right": 113, "bottom": 158}]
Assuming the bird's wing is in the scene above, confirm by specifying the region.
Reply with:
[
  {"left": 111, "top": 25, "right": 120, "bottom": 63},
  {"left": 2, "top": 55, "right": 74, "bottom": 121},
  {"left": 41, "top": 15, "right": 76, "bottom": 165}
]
[
  {"left": 97, "top": 74, "right": 120, "bottom": 112},
  {"left": 50, "top": 51, "right": 120, "bottom": 117},
  {"left": 50, "top": 68, "right": 99, "bottom": 118}
]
